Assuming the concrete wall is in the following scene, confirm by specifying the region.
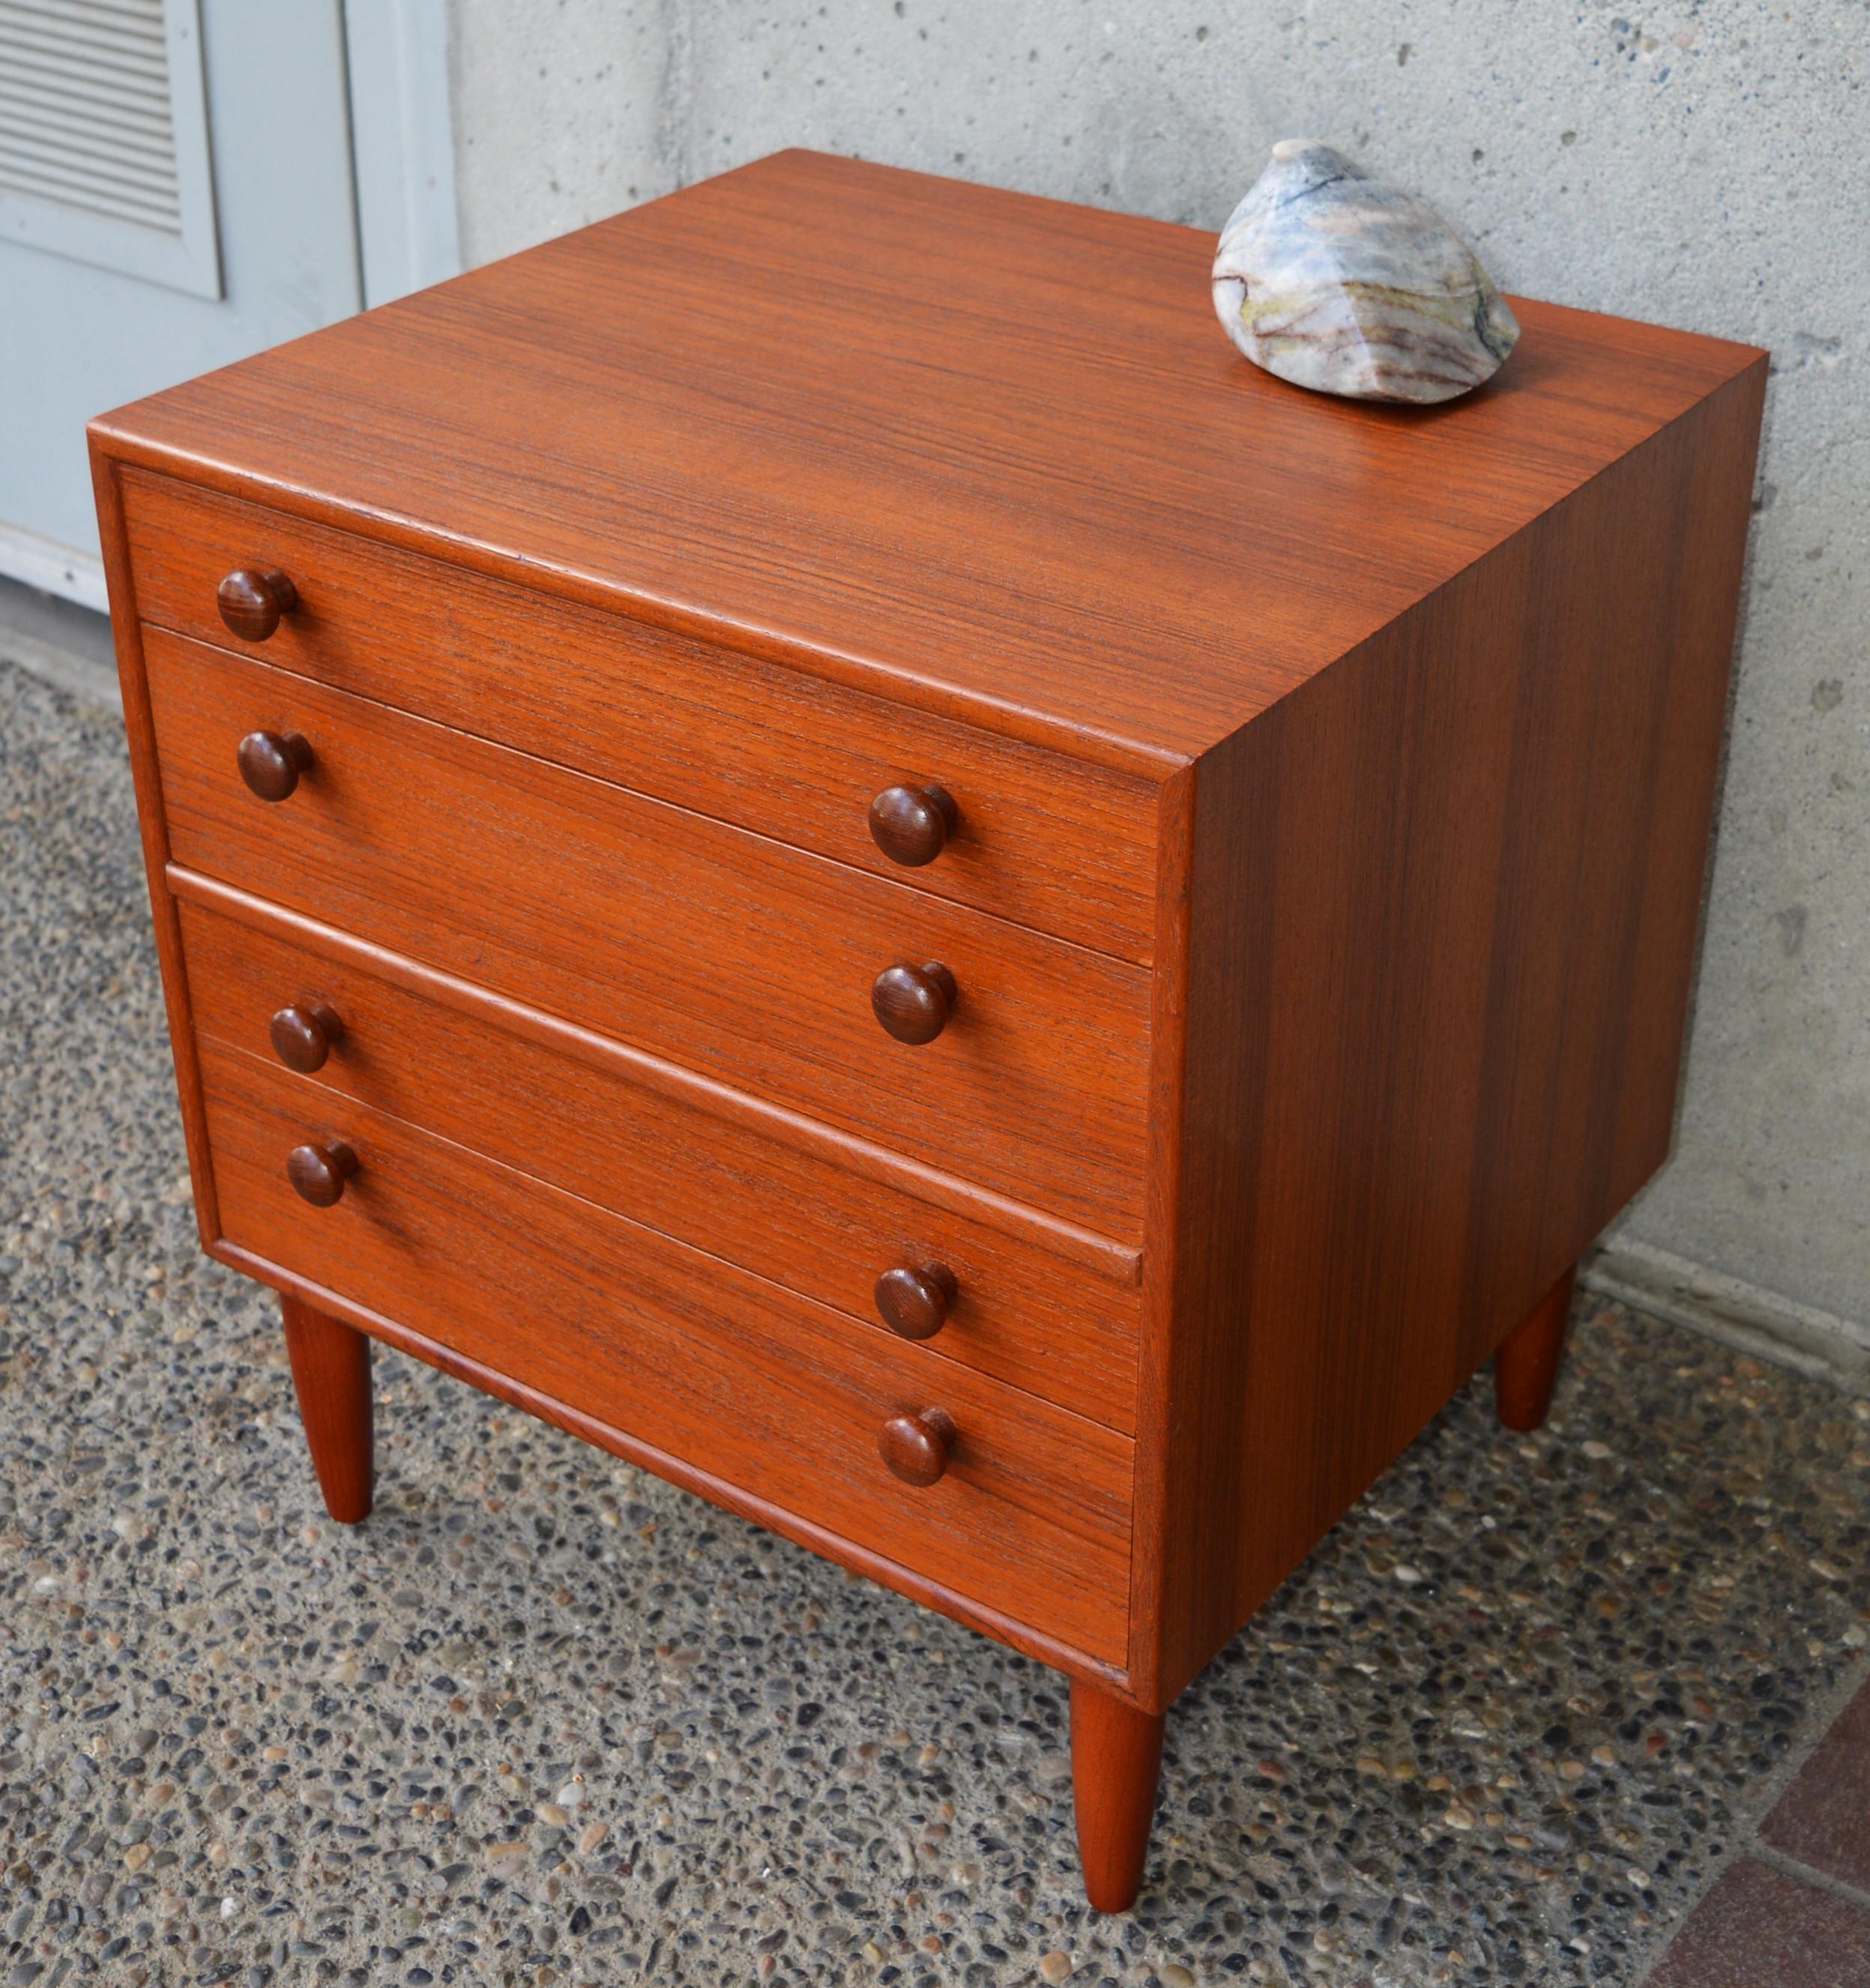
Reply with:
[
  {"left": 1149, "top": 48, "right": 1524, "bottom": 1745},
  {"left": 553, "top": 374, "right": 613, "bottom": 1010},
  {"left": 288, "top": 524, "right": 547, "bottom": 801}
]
[{"left": 447, "top": 1, "right": 1869, "bottom": 1343}]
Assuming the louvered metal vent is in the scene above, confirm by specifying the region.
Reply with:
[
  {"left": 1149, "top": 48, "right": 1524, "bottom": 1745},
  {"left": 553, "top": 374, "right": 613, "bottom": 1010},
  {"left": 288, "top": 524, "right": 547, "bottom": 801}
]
[
  {"left": 0, "top": 0, "right": 220, "bottom": 295},
  {"left": 0, "top": 0, "right": 179, "bottom": 228}
]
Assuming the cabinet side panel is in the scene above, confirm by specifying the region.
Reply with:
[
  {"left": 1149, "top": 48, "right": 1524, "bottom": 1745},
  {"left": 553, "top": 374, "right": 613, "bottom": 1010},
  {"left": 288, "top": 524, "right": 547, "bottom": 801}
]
[{"left": 1144, "top": 362, "right": 1766, "bottom": 1698}]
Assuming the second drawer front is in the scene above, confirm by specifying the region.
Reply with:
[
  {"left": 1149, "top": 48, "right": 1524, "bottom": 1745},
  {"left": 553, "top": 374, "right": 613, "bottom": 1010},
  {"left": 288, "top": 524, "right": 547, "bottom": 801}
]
[
  {"left": 177, "top": 892, "right": 1141, "bottom": 1432},
  {"left": 146, "top": 629, "right": 1151, "bottom": 1235},
  {"left": 200, "top": 1044, "right": 1134, "bottom": 1668}
]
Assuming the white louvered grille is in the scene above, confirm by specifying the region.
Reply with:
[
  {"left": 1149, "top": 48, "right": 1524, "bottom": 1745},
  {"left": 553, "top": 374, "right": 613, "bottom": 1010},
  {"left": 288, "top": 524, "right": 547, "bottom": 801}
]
[{"left": 0, "top": 0, "right": 180, "bottom": 235}]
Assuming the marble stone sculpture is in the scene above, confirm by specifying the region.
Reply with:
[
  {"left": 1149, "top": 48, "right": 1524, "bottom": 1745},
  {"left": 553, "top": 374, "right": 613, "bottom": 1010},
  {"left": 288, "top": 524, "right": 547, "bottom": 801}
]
[{"left": 1211, "top": 139, "right": 1519, "bottom": 405}]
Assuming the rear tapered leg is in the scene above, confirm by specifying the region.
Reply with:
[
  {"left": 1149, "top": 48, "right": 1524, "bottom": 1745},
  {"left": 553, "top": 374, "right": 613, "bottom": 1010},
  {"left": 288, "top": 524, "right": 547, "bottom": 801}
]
[
  {"left": 280, "top": 1294, "right": 375, "bottom": 1523},
  {"left": 1494, "top": 1266, "right": 1577, "bottom": 1432},
  {"left": 1070, "top": 1678, "right": 1165, "bottom": 1912}
]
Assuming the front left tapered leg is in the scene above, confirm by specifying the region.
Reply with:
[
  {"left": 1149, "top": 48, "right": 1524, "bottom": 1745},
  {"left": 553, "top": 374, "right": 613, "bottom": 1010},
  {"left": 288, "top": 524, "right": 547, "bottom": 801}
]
[
  {"left": 280, "top": 1295, "right": 375, "bottom": 1523},
  {"left": 1494, "top": 1266, "right": 1577, "bottom": 1433},
  {"left": 1070, "top": 1678, "right": 1166, "bottom": 1912}
]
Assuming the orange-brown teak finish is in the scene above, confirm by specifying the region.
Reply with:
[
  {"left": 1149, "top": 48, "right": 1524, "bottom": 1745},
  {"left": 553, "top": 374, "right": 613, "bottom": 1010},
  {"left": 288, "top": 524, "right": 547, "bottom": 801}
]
[{"left": 88, "top": 150, "right": 1765, "bottom": 1911}]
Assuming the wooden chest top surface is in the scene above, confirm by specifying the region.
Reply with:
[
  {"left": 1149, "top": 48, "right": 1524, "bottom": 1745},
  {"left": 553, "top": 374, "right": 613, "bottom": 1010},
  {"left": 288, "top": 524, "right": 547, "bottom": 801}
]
[
  {"left": 91, "top": 148, "right": 1761, "bottom": 770},
  {"left": 87, "top": 148, "right": 1767, "bottom": 1896}
]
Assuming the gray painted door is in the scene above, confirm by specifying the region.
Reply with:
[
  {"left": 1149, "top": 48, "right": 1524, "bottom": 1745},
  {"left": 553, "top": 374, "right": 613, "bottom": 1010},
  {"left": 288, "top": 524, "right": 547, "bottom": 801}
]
[{"left": 0, "top": 0, "right": 361, "bottom": 603}]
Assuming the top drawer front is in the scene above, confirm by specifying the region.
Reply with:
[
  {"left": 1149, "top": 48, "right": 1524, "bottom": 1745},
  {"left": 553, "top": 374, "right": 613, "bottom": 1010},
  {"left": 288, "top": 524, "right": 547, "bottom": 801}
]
[{"left": 121, "top": 470, "right": 1159, "bottom": 964}]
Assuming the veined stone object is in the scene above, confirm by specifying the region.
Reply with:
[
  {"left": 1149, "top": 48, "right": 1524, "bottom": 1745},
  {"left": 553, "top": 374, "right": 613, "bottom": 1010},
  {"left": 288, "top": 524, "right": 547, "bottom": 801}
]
[{"left": 1211, "top": 139, "right": 1519, "bottom": 405}]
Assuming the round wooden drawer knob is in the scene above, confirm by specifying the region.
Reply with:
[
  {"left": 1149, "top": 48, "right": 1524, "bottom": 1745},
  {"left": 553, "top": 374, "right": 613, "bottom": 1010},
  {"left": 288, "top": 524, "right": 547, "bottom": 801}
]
[
  {"left": 869, "top": 783, "right": 956, "bottom": 867},
  {"left": 871, "top": 961, "right": 956, "bottom": 1045},
  {"left": 878, "top": 1407, "right": 956, "bottom": 1487},
  {"left": 237, "top": 728, "right": 313, "bottom": 801},
  {"left": 875, "top": 1262, "right": 957, "bottom": 1340},
  {"left": 217, "top": 567, "right": 298, "bottom": 641},
  {"left": 270, "top": 1000, "right": 345, "bottom": 1074},
  {"left": 286, "top": 1140, "right": 358, "bottom": 1207}
]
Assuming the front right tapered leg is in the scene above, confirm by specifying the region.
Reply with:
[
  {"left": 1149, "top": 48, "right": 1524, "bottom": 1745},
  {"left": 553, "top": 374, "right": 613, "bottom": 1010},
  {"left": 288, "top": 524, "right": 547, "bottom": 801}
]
[
  {"left": 1070, "top": 1678, "right": 1166, "bottom": 1912},
  {"left": 280, "top": 1294, "right": 375, "bottom": 1523}
]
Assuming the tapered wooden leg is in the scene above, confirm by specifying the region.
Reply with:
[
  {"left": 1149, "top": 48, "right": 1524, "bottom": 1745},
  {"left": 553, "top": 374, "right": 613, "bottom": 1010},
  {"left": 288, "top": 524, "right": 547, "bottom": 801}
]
[
  {"left": 1494, "top": 1266, "right": 1577, "bottom": 1432},
  {"left": 280, "top": 1295, "right": 375, "bottom": 1523},
  {"left": 1070, "top": 1678, "right": 1165, "bottom": 1912}
]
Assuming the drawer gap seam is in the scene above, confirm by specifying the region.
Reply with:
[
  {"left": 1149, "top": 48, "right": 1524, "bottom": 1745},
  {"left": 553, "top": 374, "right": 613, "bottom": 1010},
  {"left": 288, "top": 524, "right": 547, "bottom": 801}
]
[{"left": 168, "top": 862, "right": 1147, "bottom": 1278}]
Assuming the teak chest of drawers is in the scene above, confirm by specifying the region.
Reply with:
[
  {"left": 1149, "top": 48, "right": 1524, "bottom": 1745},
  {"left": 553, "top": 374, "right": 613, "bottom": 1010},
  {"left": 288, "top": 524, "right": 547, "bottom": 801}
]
[{"left": 91, "top": 150, "right": 1765, "bottom": 1909}]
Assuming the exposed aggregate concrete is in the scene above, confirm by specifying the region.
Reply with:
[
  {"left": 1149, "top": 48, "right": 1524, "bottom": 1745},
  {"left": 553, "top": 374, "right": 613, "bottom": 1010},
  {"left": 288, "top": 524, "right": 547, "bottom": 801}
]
[{"left": 2, "top": 657, "right": 1866, "bottom": 1986}]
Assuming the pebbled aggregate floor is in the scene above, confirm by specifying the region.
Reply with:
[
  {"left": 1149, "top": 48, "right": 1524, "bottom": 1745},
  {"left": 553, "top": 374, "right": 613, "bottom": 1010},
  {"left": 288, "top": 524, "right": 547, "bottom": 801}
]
[{"left": 2, "top": 653, "right": 1868, "bottom": 1988}]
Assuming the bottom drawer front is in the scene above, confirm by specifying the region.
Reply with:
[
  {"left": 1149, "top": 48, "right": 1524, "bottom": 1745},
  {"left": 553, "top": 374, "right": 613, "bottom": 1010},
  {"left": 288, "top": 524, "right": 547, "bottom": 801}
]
[{"left": 199, "top": 1042, "right": 1132, "bottom": 1666}]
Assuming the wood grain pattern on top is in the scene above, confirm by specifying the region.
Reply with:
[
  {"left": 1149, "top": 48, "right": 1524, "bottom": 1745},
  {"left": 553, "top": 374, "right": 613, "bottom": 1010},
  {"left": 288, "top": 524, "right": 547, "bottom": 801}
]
[{"left": 88, "top": 150, "right": 1764, "bottom": 772}]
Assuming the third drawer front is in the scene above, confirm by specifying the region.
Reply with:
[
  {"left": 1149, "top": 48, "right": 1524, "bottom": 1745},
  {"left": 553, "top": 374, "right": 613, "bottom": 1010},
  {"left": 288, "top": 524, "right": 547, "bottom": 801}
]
[
  {"left": 200, "top": 1042, "right": 1134, "bottom": 1669},
  {"left": 175, "top": 888, "right": 1141, "bottom": 1433},
  {"left": 145, "top": 627, "right": 1151, "bottom": 1235}
]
